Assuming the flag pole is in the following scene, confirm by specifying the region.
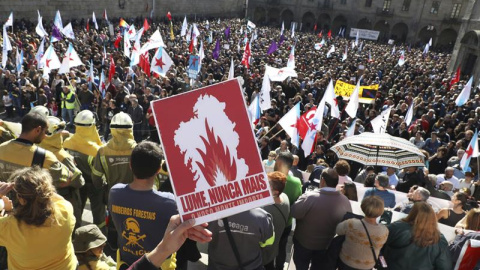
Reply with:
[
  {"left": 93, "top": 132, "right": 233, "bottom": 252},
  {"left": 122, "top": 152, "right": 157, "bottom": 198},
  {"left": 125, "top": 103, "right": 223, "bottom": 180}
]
[
  {"left": 259, "top": 122, "right": 280, "bottom": 140},
  {"left": 268, "top": 128, "right": 286, "bottom": 141}
]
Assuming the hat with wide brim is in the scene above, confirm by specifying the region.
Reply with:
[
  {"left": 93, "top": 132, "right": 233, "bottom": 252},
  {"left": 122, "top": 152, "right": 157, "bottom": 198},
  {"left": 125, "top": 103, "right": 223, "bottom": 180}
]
[{"left": 72, "top": 224, "right": 107, "bottom": 253}]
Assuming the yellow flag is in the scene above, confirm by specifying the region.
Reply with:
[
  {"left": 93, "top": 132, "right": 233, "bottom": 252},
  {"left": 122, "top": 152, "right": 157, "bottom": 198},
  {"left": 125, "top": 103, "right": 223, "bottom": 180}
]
[{"left": 170, "top": 22, "right": 175, "bottom": 40}]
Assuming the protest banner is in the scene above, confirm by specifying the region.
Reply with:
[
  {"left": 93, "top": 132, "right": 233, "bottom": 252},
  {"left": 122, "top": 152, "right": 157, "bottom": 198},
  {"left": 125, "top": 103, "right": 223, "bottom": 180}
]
[
  {"left": 151, "top": 79, "right": 274, "bottom": 225},
  {"left": 187, "top": 54, "right": 200, "bottom": 79},
  {"left": 349, "top": 28, "right": 380, "bottom": 41},
  {"left": 334, "top": 80, "right": 379, "bottom": 104}
]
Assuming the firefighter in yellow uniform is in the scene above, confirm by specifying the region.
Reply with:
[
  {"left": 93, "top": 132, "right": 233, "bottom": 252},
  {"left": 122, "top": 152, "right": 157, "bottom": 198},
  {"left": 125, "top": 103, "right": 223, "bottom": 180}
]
[
  {"left": 0, "top": 120, "right": 15, "bottom": 143},
  {"left": 91, "top": 112, "right": 137, "bottom": 250},
  {"left": 91, "top": 112, "right": 137, "bottom": 191},
  {"left": 64, "top": 110, "right": 106, "bottom": 230},
  {"left": 0, "top": 113, "right": 71, "bottom": 188},
  {"left": 39, "top": 116, "right": 85, "bottom": 228}
]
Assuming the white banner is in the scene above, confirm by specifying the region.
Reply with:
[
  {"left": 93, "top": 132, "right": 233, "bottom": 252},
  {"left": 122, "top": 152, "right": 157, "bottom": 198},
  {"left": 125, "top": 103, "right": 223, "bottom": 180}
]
[{"left": 349, "top": 28, "right": 380, "bottom": 41}]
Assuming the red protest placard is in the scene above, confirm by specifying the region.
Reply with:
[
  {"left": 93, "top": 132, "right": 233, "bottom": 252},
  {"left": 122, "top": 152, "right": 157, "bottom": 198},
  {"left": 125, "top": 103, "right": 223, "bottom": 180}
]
[{"left": 151, "top": 79, "right": 273, "bottom": 225}]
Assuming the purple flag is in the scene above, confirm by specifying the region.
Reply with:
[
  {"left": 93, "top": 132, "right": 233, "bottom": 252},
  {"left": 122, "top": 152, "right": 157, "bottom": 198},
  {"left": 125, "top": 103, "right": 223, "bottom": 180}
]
[
  {"left": 277, "top": 34, "right": 285, "bottom": 47},
  {"left": 224, "top": 26, "right": 230, "bottom": 39},
  {"left": 267, "top": 40, "right": 278, "bottom": 55},
  {"left": 51, "top": 25, "right": 63, "bottom": 41},
  {"left": 212, "top": 39, "right": 220, "bottom": 59}
]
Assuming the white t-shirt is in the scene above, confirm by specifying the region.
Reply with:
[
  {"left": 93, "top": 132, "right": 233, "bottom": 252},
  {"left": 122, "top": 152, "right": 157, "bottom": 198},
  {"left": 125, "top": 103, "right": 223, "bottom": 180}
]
[
  {"left": 2, "top": 95, "right": 12, "bottom": 107},
  {"left": 436, "top": 174, "right": 460, "bottom": 189}
]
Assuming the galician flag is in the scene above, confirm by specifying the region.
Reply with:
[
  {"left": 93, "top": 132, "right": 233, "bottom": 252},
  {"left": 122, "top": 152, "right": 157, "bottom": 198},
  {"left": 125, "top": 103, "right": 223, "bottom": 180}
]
[
  {"left": 278, "top": 102, "right": 301, "bottom": 147},
  {"left": 455, "top": 76, "right": 473, "bottom": 107},
  {"left": 150, "top": 47, "right": 173, "bottom": 77},
  {"left": 2, "top": 25, "right": 12, "bottom": 68},
  {"left": 302, "top": 98, "right": 325, "bottom": 156},
  {"left": 265, "top": 65, "right": 298, "bottom": 82},
  {"left": 35, "top": 37, "right": 45, "bottom": 69},
  {"left": 5, "top": 12, "right": 13, "bottom": 28},
  {"left": 459, "top": 129, "right": 479, "bottom": 172},
  {"left": 54, "top": 10, "right": 63, "bottom": 31},
  {"left": 62, "top": 23, "right": 75, "bottom": 40},
  {"left": 58, "top": 43, "right": 84, "bottom": 74},
  {"left": 248, "top": 95, "right": 261, "bottom": 126},
  {"left": 345, "top": 119, "right": 357, "bottom": 137},
  {"left": 398, "top": 50, "right": 405, "bottom": 66},
  {"left": 140, "top": 29, "right": 165, "bottom": 54},
  {"left": 40, "top": 45, "right": 61, "bottom": 75},
  {"left": 327, "top": 45, "right": 335, "bottom": 58}
]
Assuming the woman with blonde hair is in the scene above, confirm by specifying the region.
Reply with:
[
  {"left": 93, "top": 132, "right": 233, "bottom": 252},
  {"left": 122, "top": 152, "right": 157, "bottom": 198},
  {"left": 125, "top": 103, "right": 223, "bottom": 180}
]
[
  {"left": 0, "top": 167, "right": 77, "bottom": 270},
  {"left": 384, "top": 202, "right": 452, "bottom": 270},
  {"left": 336, "top": 196, "right": 388, "bottom": 270}
]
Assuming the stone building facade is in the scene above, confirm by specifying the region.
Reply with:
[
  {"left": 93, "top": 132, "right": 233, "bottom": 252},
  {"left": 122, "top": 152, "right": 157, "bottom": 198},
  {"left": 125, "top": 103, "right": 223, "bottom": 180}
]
[
  {"left": 0, "top": 0, "right": 244, "bottom": 21},
  {"left": 249, "top": 0, "right": 478, "bottom": 77}
]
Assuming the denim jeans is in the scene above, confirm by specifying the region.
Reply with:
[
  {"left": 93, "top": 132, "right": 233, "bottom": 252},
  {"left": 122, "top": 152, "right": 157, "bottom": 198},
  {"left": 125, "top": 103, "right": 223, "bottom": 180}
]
[
  {"left": 62, "top": 108, "right": 74, "bottom": 127},
  {"left": 293, "top": 238, "right": 327, "bottom": 270}
]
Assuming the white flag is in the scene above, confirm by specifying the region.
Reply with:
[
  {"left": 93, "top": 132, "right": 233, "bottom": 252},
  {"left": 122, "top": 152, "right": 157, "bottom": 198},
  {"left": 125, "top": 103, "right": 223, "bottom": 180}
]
[
  {"left": 405, "top": 102, "right": 414, "bottom": 127},
  {"left": 2, "top": 25, "right": 12, "bottom": 68},
  {"left": 259, "top": 73, "right": 272, "bottom": 111},
  {"left": 291, "top": 22, "right": 295, "bottom": 38},
  {"left": 15, "top": 48, "right": 23, "bottom": 75},
  {"left": 355, "top": 31, "right": 359, "bottom": 47},
  {"left": 123, "top": 31, "right": 131, "bottom": 59},
  {"left": 35, "top": 11, "right": 48, "bottom": 37},
  {"left": 199, "top": 41, "right": 205, "bottom": 63},
  {"left": 398, "top": 50, "right": 405, "bottom": 66},
  {"left": 59, "top": 43, "right": 83, "bottom": 74},
  {"left": 36, "top": 37, "right": 45, "bottom": 69},
  {"left": 281, "top": 21, "right": 284, "bottom": 36},
  {"left": 428, "top": 38, "right": 432, "bottom": 46},
  {"left": 287, "top": 46, "right": 295, "bottom": 69},
  {"left": 181, "top": 16, "right": 188, "bottom": 36},
  {"left": 302, "top": 98, "right": 325, "bottom": 156},
  {"left": 278, "top": 103, "right": 300, "bottom": 147},
  {"left": 54, "top": 10, "right": 63, "bottom": 31},
  {"left": 247, "top": 20, "right": 256, "bottom": 29},
  {"left": 324, "top": 79, "right": 340, "bottom": 118},
  {"left": 327, "top": 45, "right": 335, "bottom": 58},
  {"left": 92, "top": 12, "right": 98, "bottom": 30},
  {"left": 265, "top": 65, "right": 298, "bottom": 82},
  {"left": 371, "top": 106, "right": 392, "bottom": 134},
  {"left": 192, "top": 23, "right": 200, "bottom": 46},
  {"left": 4, "top": 12, "right": 13, "bottom": 28},
  {"left": 342, "top": 45, "right": 348, "bottom": 62},
  {"left": 345, "top": 119, "right": 357, "bottom": 137},
  {"left": 391, "top": 45, "right": 396, "bottom": 55},
  {"left": 61, "top": 23, "right": 75, "bottom": 40},
  {"left": 139, "top": 29, "right": 165, "bottom": 53},
  {"left": 423, "top": 43, "right": 430, "bottom": 55},
  {"left": 228, "top": 58, "right": 234, "bottom": 80},
  {"left": 40, "top": 45, "right": 61, "bottom": 73},
  {"left": 455, "top": 76, "right": 473, "bottom": 107},
  {"left": 186, "top": 25, "right": 192, "bottom": 42},
  {"left": 127, "top": 25, "right": 137, "bottom": 40},
  {"left": 150, "top": 47, "right": 174, "bottom": 77},
  {"left": 345, "top": 80, "right": 360, "bottom": 118}
]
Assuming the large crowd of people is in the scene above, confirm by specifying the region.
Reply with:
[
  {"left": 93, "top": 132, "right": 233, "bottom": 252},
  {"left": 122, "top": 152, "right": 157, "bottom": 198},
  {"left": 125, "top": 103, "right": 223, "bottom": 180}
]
[{"left": 0, "top": 12, "right": 479, "bottom": 270}]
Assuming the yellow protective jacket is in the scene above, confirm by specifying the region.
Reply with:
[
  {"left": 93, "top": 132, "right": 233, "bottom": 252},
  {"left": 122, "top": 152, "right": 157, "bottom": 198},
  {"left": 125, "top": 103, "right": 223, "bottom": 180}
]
[
  {"left": 39, "top": 133, "right": 84, "bottom": 189},
  {"left": 0, "top": 125, "right": 14, "bottom": 144},
  {"left": 0, "top": 139, "right": 69, "bottom": 186},
  {"left": 91, "top": 129, "right": 136, "bottom": 190},
  {"left": 64, "top": 125, "right": 103, "bottom": 184}
]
